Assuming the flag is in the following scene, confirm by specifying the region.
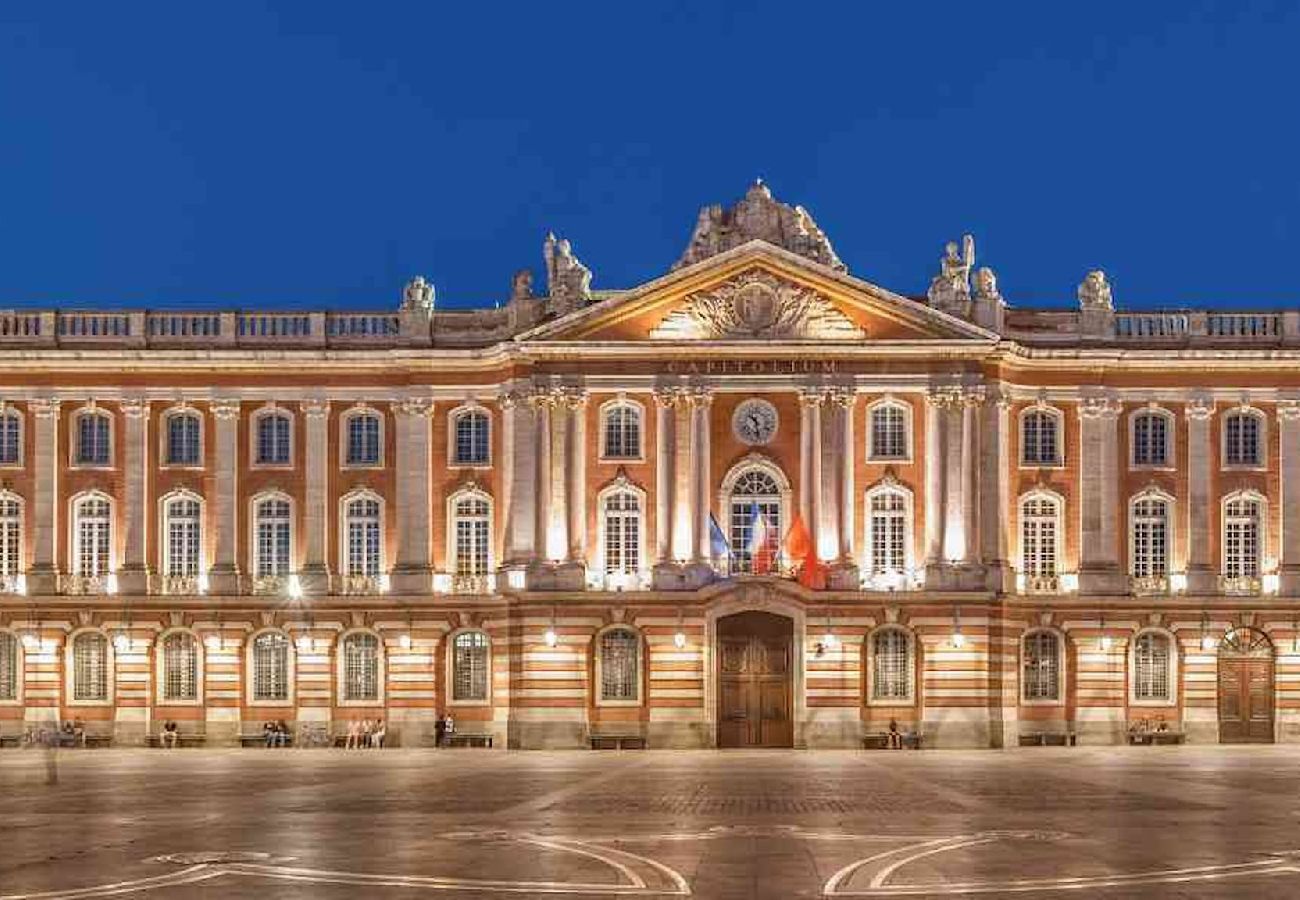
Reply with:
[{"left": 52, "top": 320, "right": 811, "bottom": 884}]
[
  {"left": 784, "top": 514, "right": 827, "bottom": 589},
  {"left": 748, "top": 503, "right": 779, "bottom": 574},
  {"left": 709, "top": 513, "right": 731, "bottom": 560}
]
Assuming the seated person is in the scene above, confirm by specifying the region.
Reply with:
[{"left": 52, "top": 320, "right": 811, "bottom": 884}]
[
  {"left": 886, "top": 718, "right": 903, "bottom": 750},
  {"left": 160, "top": 720, "right": 179, "bottom": 749},
  {"left": 372, "top": 718, "right": 386, "bottom": 749}
]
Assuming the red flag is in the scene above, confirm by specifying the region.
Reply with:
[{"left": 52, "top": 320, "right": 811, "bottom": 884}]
[{"left": 785, "top": 515, "right": 826, "bottom": 588}]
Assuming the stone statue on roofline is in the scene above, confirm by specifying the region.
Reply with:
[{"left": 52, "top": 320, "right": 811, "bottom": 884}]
[
  {"left": 927, "top": 234, "right": 975, "bottom": 318},
  {"left": 510, "top": 269, "right": 534, "bottom": 304},
  {"left": 1078, "top": 269, "right": 1114, "bottom": 311},
  {"left": 401, "top": 275, "right": 435, "bottom": 312},
  {"left": 543, "top": 232, "right": 593, "bottom": 315}
]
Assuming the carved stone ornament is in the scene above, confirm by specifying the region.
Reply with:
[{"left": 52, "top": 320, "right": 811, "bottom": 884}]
[
  {"left": 1078, "top": 270, "right": 1114, "bottom": 311},
  {"left": 674, "top": 180, "right": 845, "bottom": 272},
  {"left": 402, "top": 276, "right": 435, "bottom": 312},
  {"left": 543, "top": 232, "right": 593, "bottom": 315},
  {"left": 651, "top": 270, "right": 864, "bottom": 341},
  {"left": 927, "top": 235, "right": 975, "bottom": 315}
]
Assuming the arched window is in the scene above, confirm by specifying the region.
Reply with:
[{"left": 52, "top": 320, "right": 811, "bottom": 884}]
[
  {"left": 1019, "top": 493, "right": 1061, "bottom": 587},
  {"left": 451, "top": 408, "right": 490, "bottom": 466},
  {"left": 601, "top": 401, "right": 642, "bottom": 460},
  {"left": 75, "top": 409, "right": 112, "bottom": 466},
  {"left": 72, "top": 632, "right": 108, "bottom": 701},
  {"left": 1223, "top": 492, "right": 1264, "bottom": 581},
  {"left": 1020, "top": 407, "right": 1061, "bottom": 467},
  {"left": 602, "top": 489, "right": 642, "bottom": 582},
  {"left": 1130, "top": 493, "right": 1171, "bottom": 583},
  {"left": 0, "top": 406, "right": 22, "bottom": 466},
  {"left": 449, "top": 491, "right": 491, "bottom": 587},
  {"left": 0, "top": 631, "right": 18, "bottom": 701},
  {"left": 868, "top": 401, "right": 910, "bottom": 461},
  {"left": 254, "top": 410, "right": 292, "bottom": 466},
  {"left": 1022, "top": 630, "right": 1062, "bottom": 702},
  {"left": 728, "top": 468, "right": 782, "bottom": 575},
  {"left": 1131, "top": 409, "right": 1171, "bottom": 468},
  {"left": 341, "top": 632, "right": 380, "bottom": 702},
  {"left": 72, "top": 493, "right": 113, "bottom": 580},
  {"left": 165, "top": 411, "right": 202, "bottom": 466},
  {"left": 866, "top": 486, "right": 910, "bottom": 579},
  {"left": 451, "top": 631, "right": 490, "bottom": 703},
  {"left": 161, "top": 632, "right": 198, "bottom": 702},
  {"left": 342, "top": 493, "right": 383, "bottom": 581},
  {"left": 1223, "top": 408, "right": 1263, "bottom": 468},
  {"left": 252, "top": 495, "right": 292, "bottom": 581},
  {"left": 0, "top": 492, "right": 23, "bottom": 590},
  {"left": 1132, "top": 631, "right": 1173, "bottom": 703},
  {"left": 250, "top": 632, "right": 290, "bottom": 702},
  {"left": 597, "top": 627, "right": 641, "bottom": 704},
  {"left": 344, "top": 409, "right": 382, "bottom": 467},
  {"left": 161, "top": 493, "right": 202, "bottom": 589},
  {"left": 870, "top": 627, "right": 914, "bottom": 703}
]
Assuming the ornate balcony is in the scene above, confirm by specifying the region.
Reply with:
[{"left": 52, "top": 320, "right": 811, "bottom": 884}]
[
  {"left": 339, "top": 574, "right": 385, "bottom": 596},
  {"left": 0, "top": 574, "right": 24, "bottom": 595},
  {"left": 159, "top": 574, "right": 201, "bottom": 596},
  {"left": 1220, "top": 575, "right": 1262, "bottom": 596},
  {"left": 250, "top": 574, "right": 289, "bottom": 596},
  {"left": 64, "top": 574, "right": 112, "bottom": 595},
  {"left": 450, "top": 573, "right": 493, "bottom": 595},
  {"left": 1023, "top": 574, "right": 1061, "bottom": 595},
  {"left": 1130, "top": 575, "right": 1170, "bottom": 596}
]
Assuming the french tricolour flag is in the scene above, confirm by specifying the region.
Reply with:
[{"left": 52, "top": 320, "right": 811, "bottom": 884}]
[{"left": 747, "top": 503, "right": 778, "bottom": 574}]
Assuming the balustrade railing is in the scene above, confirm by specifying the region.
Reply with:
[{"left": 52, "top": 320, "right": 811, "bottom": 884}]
[
  {"left": 1023, "top": 574, "right": 1061, "bottom": 595},
  {"left": 1129, "top": 574, "right": 1170, "bottom": 596},
  {"left": 1219, "top": 575, "right": 1262, "bottom": 596}
]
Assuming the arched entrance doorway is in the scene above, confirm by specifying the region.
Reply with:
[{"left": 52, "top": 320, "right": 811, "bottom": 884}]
[
  {"left": 716, "top": 611, "right": 793, "bottom": 748},
  {"left": 1217, "top": 626, "right": 1275, "bottom": 744}
]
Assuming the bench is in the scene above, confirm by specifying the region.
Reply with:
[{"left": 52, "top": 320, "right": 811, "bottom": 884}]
[
  {"left": 83, "top": 733, "right": 114, "bottom": 749},
  {"left": 0, "top": 733, "right": 21, "bottom": 749},
  {"left": 1128, "top": 730, "right": 1185, "bottom": 745},
  {"left": 445, "top": 732, "right": 493, "bottom": 748},
  {"left": 589, "top": 733, "right": 646, "bottom": 750},
  {"left": 863, "top": 732, "right": 923, "bottom": 750},
  {"left": 1019, "top": 732, "right": 1077, "bottom": 747},
  {"left": 239, "top": 731, "right": 294, "bottom": 748},
  {"left": 146, "top": 732, "right": 207, "bottom": 748}
]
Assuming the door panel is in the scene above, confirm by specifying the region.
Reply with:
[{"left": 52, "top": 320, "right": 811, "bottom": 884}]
[
  {"left": 717, "top": 612, "right": 793, "bottom": 748},
  {"left": 1219, "top": 656, "right": 1274, "bottom": 744}
]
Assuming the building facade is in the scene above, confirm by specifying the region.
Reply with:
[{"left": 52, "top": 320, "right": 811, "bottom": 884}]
[{"left": 0, "top": 183, "right": 1296, "bottom": 748}]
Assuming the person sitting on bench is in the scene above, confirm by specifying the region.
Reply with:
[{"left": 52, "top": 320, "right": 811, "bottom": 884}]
[
  {"left": 887, "top": 718, "right": 903, "bottom": 750},
  {"left": 160, "top": 720, "right": 179, "bottom": 749}
]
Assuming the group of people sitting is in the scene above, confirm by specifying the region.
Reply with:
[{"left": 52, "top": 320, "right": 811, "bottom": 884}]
[
  {"left": 25, "top": 719, "right": 87, "bottom": 748},
  {"left": 262, "top": 719, "right": 292, "bottom": 747},
  {"left": 343, "top": 717, "right": 387, "bottom": 749}
]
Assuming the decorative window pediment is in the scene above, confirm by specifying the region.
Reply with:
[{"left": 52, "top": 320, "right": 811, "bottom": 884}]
[{"left": 650, "top": 270, "right": 864, "bottom": 341}]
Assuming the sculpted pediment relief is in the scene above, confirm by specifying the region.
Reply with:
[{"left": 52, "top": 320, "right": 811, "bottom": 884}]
[{"left": 649, "top": 270, "right": 865, "bottom": 341}]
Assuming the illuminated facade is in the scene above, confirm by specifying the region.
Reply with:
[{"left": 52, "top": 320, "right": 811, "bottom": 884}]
[{"left": 0, "top": 182, "right": 1297, "bottom": 748}]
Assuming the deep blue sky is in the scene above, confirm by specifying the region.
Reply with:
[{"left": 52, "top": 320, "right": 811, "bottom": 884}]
[{"left": 1, "top": 2, "right": 1298, "bottom": 311}]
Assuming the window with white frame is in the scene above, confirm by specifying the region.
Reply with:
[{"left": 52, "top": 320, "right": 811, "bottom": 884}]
[
  {"left": 0, "top": 631, "right": 17, "bottom": 700},
  {"left": 251, "top": 632, "right": 289, "bottom": 702},
  {"left": 1130, "top": 494, "right": 1170, "bottom": 578},
  {"left": 866, "top": 487, "right": 909, "bottom": 577},
  {"left": 255, "top": 411, "right": 292, "bottom": 465},
  {"left": 869, "top": 402, "right": 909, "bottom": 460},
  {"left": 343, "top": 494, "right": 382, "bottom": 578},
  {"left": 1223, "top": 494, "right": 1263, "bottom": 578},
  {"left": 166, "top": 412, "right": 202, "bottom": 466},
  {"left": 72, "top": 632, "right": 108, "bottom": 701},
  {"left": 728, "top": 468, "right": 782, "bottom": 574},
  {"left": 602, "top": 490, "right": 641, "bottom": 580},
  {"left": 162, "top": 632, "right": 198, "bottom": 702},
  {"left": 342, "top": 632, "right": 379, "bottom": 702},
  {"left": 1224, "top": 410, "right": 1262, "bottom": 467},
  {"left": 1133, "top": 631, "right": 1172, "bottom": 702},
  {"left": 871, "top": 627, "right": 913, "bottom": 702},
  {"left": 75, "top": 410, "right": 112, "bottom": 466},
  {"left": 451, "top": 631, "right": 489, "bottom": 702},
  {"left": 602, "top": 402, "right": 642, "bottom": 459},
  {"left": 451, "top": 492, "right": 491, "bottom": 578},
  {"left": 1022, "top": 630, "right": 1061, "bottom": 701},
  {"left": 345, "top": 411, "right": 382, "bottom": 466},
  {"left": 1131, "top": 410, "right": 1170, "bottom": 467},
  {"left": 1019, "top": 494, "right": 1060, "bottom": 578},
  {"left": 1020, "top": 408, "right": 1061, "bottom": 466},
  {"left": 163, "top": 494, "right": 202, "bottom": 579},
  {"left": 73, "top": 494, "right": 112, "bottom": 578},
  {"left": 253, "top": 496, "right": 292, "bottom": 578},
  {"left": 0, "top": 409, "right": 21, "bottom": 466},
  {"left": 452, "top": 409, "right": 490, "bottom": 466},
  {"left": 0, "top": 493, "right": 21, "bottom": 584},
  {"left": 598, "top": 628, "right": 640, "bottom": 702}
]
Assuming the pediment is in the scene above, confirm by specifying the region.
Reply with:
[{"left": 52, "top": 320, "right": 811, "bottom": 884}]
[{"left": 515, "top": 240, "right": 997, "bottom": 345}]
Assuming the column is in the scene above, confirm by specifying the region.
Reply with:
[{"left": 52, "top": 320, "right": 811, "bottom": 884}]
[
  {"left": 1078, "top": 396, "right": 1124, "bottom": 593},
  {"left": 564, "top": 390, "right": 587, "bottom": 565},
  {"left": 500, "top": 391, "right": 537, "bottom": 567},
  {"left": 959, "top": 388, "right": 981, "bottom": 565},
  {"left": 208, "top": 399, "right": 241, "bottom": 594},
  {"left": 692, "top": 389, "right": 713, "bottom": 564},
  {"left": 923, "top": 390, "right": 947, "bottom": 568},
  {"left": 653, "top": 390, "right": 676, "bottom": 567},
  {"left": 300, "top": 399, "right": 330, "bottom": 594},
  {"left": 980, "top": 390, "right": 1013, "bottom": 591},
  {"left": 27, "top": 399, "right": 59, "bottom": 594},
  {"left": 532, "top": 392, "right": 554, "bottom": 560},
  {"left": 1279, "top": 400, "right": 1300, "bottom": 594},
  {"left": 1185, "top": 398, "right": 1215, "bottom": 593},
  {"left": 836, "top": 390, "right": 856, "bottom": 563},
  {"left": 942, "top": 394, "right": 965, "bottom": 562},
  {"left": 391, "top": 398, "right": 433, "bottom": 594},
  {"left": 799, "top": 390, "right": 825, "bottom": 557},
  {"left": 672, "top": 394, "right": 694, "bottom": 561},
  {"left": 117, "top": 398, "right": 151, "bottom": 594}
]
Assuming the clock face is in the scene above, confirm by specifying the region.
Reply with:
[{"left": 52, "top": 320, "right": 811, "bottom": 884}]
[{"left": 732, "top": 399, "right": 779, "bottom": 445}]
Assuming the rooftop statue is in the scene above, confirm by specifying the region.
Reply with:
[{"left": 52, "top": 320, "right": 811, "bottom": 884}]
[
  {"left": 1078, "top": 269, "right": 1114, "bottom": 311},
  {"left": 927, "top": 234, "right": 975, "bottom": 316},
  {"left": 673, "top": 180, "right": 846, "bottom": 272},
  {"left": 401, "top": 275, "right": 435, "bottom": 311},
  {"left": 543, "top": 232, "right": 593, "bottom": 315}
]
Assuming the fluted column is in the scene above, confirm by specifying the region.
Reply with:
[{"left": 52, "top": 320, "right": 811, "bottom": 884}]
[
  {"left": 836, "top": 390, "right": 856, "bottom": 562},
  {"left": 500, "top": 390, "right": 537, "bottom": 567},
  {"left": 208, "top": 399, "right": 241, "bottom": 594},
  {"left": 1280, "top": 400, "right": 1300, "bottom": 595},
  {"left": 300, "top": 398, "right": 330, "bottom": 594},
  {"left": 117, "top": 398, "right": 151, "bottom": 594},
  {"left": 1184, "top": 398, "right": 1215, "bottom": 593},
  {"left": 1078, "top": 396, "right": 1125, "bottom": 594},
  {"left": 959, "top": 388, "right": 981, "bottom": 564},
  {"left": 27, "top": 399, "right": 59, "bottom": 594},
  {"left": 653, "top": 390, "right": 676, "bottom": 567},
  {"left": 942, "top": 393, "right": 965, "bottom": 562},
  {"left": 923, "top": 390, "right": 947, "bottom": 568},
  {"left": 565, "top": 390, "right": 588, "bottom": 564},
  {"left": 391, "top": 398, "right": 433, "bottom": 594},
  {"left": 692, "top": 389, "right": 713, "bottom": 563},
  {"left": 980, "top": 390, "right": 1013, "bottom": 591},
  {"left": 533, "top": 392, "right": 555, "bottom": 560},
  {"left": 671, "top": 394, "right": 694, "bottom": 561}
]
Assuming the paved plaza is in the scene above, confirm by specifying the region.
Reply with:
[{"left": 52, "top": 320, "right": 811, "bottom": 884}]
[{"left": 1, "top": 746, "right": 1298, "bottom": 899}]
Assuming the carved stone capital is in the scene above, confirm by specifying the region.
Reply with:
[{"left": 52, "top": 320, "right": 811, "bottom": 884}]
[
  {"left": 688, "top": 388, "right": 714, "bottom": 409},
  {"left": 799, "top": 389, "right": 827, "bottom": 408},
  {"left": 395, "top": 398, "right": 434, "bottom": 419},
  {"left": 653, "top": 389, "right": 680, "bottom": 410},
  {"left": 211, "top": 399, "right": 241, "bottom": 421},
  {"left": 961, "top": 387, "right": 986, "bottom": 407},
  {"left": 1184, "top": 397, "right": 1214, "bottom": 422},
  {"left": 828, "top": 388, "right": 857, "bottom": 410},
  {"left": 563, "top": 388, "right": 589, "bottom": 411},
  {"left": 925, "top": 387, "right": 962, "bottom": 409},
  {"left": 1278, "top": 400, "right": 1300, "bottom": 423},
  {"left": 498, "top": 391, "right": 521, "bottom": 411},
  {"left": 30, "top": 398, "right": 61, "bottom": 419},
  {"left": 119, "top": 398, "right": 150, "bottom": 420},
  {"left": 1078, "top": 396, "right": 1122, "bottom": 421},
  {"left": 301, "top": 398, "right": 330, "bottom": 419}
]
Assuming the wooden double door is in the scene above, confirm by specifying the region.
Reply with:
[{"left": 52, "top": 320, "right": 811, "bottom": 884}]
[
  {"left": 717, "top": 611, "right": 793, "bottom": 748},
  {"left": 1218, "top": 628, "right": 1275, "bottom": 743}
]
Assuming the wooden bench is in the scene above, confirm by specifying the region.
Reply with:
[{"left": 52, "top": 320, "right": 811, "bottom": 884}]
[
  {"left": 0, "top": 733, "right": 22, "bottom": 749},
  {"left": 445, "top": 732, "right": 493, "bottom": 748},
  {"left": 1019, "top": 732, "right": 1077, "bottom": 747},
  {"left": 589, "top": 732, "right": 646, "bottom": 750},
  {"left": 1128, "top": 730, "right": 1185, "bottom": 745},
  {"left": 863, "top": 732, "right": 924, "bottom": 749},
  {"left": 239, "top": 731, "right": 294, "bottom": 748},
  {"left": 146, "top": 732, "right": 207, "bottom": 748},
  {"left": 83, "top": 733, "right": 114, "bottom": 749}
]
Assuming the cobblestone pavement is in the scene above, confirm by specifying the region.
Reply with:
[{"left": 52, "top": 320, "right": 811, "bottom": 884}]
[{"left": 1, "top": 746, "right": 1298, "bottom": 899}]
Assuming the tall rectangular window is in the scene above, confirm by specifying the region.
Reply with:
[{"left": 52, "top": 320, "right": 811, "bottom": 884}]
[
  {"left": 453, "top": 411, "right": 490, "bottom": 466},
  {"left": 1021, "top": 410, "right": 1059, "bottom": 466},
  {"left": 870, "top": 404, "right": 908, "bottom": 460},
  {"left": 167, "top": 414, "right": 201, "bottom": 466},
  {"left": 256, "top": 414, "right": 291, "bottom": 465},
  {"left": 452, "top": 631, "right": 489, "bottom": 702},
  {"left": 1023, "top": 632, "right": 1060, "bottom": 701},
  {"left": 346, "top": 413, "right": 381, "bottom": 466},
  {"left": 76, "top": 413, "right": 111, "bottom": 466},
  {"left": 868, "top": 490, "right": 908, "bottom": 575},
  {"left": 255, "top": 498, "right": 291, "bottom": 577},
  {"left": 1224, "top": 496, "right": 1261, "bottom": 578},
  {"left": 1225, "top": 413, "right": 1261, "bottom": 467},
  {"left": 603, "top": 491, "right": 641, "bottom": 577},
  {"left": 872, "top": 629, "right": 912, "bottom": 701},
  {"left": 1131, "top": 497, "right": 1169, "bottom": 578},
  {"left": 1132, "top": 413, "right": 1168, "bottom": 467},
  {"left": 0, "top": 413, "right": 21, "bottom": 465}
]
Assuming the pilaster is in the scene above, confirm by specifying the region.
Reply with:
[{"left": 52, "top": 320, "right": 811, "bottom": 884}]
[
  {"left": 1078, "top": 396, "right": 1126, "bottom": 594},
  {"left": 208, "top": 399, "right": 241, "bottom": 594},
  {"left": 1184, "top": 398, "right": 1215, "bottom": 593},
  {"left": 689, "top": 389, "right": 714, "bottom": 573},
  {"left": 564, "top": 390, "right": 588, "bottom": 565},
  {"left": 28, "top": 399, "right": 60, "bottom": 595},
  {"left": 117, "top": 398, "right": 151, "bottom": 594},
  {"left": 980, "top": 390, "right": 1014, "bottom": 592},
  {"left": 827, "top": 389, "right": 859, "bottom": 589},
  {"left": 390, "top": 398, "right": 434, "bottom": 594},
  {"left": 300, "top": 398, "right": 330, "bottom": 595},
  {"left": 922, "top": 389, "right": 948, "bottom": 584},
  {"left": 1279, "top": 400, "right": 1300, "bottom": 594},
  {"left": 500, "top": 391, "right": 537, "bottom": 570},
  {"left": 532, "top": 391, "right": 553, "bottom": 561},
  {"left": 653, "top": 389, "right": 676, "bottom": 569}
]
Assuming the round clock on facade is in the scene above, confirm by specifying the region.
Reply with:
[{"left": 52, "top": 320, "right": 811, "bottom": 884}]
[{"left": 732, "top": 399, "right": 779, "bottom": 445}]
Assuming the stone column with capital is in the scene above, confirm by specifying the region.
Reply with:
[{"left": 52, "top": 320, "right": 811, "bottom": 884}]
[
  {"left": 1279, "top": 400, "right": 1300, "bottom": 595},
  {"left": 208, "top": 400, "right": 241, "bottom": 594},
  {"left": 980, "top": 390, "right": 1014, "bottom": 592},
  {"left": 27, "top": 399, "right": 60, "bottom": 594},
  {"left": 532, "top": 391, "right": 554, "bottom": 562},
  {"left": 1078, "top": 396, "right": 1126, "bottom": 594},
  {"left": 556, "top": 389, "right": 588, "bottom": 589},
  {"left": 300, "top": 399, "right": 330, "bottom": 595},
  {"left": 827, "top": 390, "right": 860, "bottom": 589},
  {"left": 799, "top": 390, "right": 825, "bottom": 565},
  {"left": 1184, "top": 398, "right": 1215, "bottom": 593},
  {"left": 690, "top": 389, "right": 714, "bottom": 571},
  {"left": 500, "top": 391, "right": 537, "bottom": 571},
  {"left": 391, "top": 398, "right": 434, "bottom": 594},
  {"left": 652, "top": 390, "right": 676, "bottom": 571},
  {"left": 117, "top": 399, "right": 151, "bottom": 594},
  {"left": 922, "top": 390, "right": 948, "bottom": 583},
  {"left": 959, "top": 389, "right": 981, "bottom": 565}
]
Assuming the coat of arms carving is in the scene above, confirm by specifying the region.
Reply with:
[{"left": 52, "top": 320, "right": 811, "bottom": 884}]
[{"left": 649, "top": 270, "right": 865, "bottom": 341}]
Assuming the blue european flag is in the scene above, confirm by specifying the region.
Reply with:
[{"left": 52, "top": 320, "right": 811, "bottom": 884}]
[{"left": 709, "top": 513, "right": 731, "bottom": 559}]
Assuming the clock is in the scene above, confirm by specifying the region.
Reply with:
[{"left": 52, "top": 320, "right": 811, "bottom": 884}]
[{"left": 732, "top": 399, "right": 779, "bottom": 445}]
